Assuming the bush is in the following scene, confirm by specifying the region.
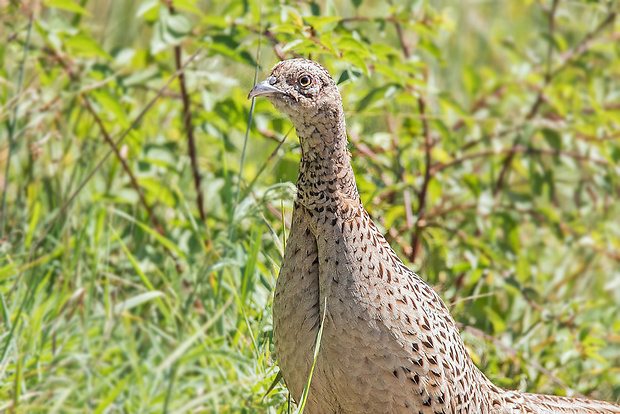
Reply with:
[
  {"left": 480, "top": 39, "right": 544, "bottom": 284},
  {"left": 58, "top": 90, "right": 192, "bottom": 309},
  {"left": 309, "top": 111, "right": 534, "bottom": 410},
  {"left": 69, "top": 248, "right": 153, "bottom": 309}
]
[{"left": 1, "top": 0, "right": 619, "bottom": 411}]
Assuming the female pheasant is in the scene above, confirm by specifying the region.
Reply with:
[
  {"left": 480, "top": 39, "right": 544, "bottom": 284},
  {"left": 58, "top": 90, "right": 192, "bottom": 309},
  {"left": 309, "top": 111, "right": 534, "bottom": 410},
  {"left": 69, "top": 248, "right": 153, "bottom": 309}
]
[{"left": 248, "top": 59, "right": 620, "bottom": 414}]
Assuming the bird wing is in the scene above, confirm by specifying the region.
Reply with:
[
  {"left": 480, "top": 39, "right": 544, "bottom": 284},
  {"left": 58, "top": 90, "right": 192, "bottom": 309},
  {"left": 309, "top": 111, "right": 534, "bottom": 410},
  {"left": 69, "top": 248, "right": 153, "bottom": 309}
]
[
  {"left": 347, "top": 209, "right": 461, "bottom": 412},
  {"left": 272, "top": 202, "right": 321, "bottom": 402}
]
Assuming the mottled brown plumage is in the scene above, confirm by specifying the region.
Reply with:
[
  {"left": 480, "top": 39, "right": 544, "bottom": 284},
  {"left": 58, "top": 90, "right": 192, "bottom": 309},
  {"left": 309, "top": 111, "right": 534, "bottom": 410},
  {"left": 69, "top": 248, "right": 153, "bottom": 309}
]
[{"left": 248, "top": 59, "right": 620, "bottom": 414}]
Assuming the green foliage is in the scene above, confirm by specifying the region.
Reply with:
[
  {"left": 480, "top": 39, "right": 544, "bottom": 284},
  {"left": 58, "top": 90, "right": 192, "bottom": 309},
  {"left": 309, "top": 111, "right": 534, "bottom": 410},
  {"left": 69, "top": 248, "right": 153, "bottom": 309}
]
[{"left": 1, "top": 0, "right": 619, "bottom": 412}]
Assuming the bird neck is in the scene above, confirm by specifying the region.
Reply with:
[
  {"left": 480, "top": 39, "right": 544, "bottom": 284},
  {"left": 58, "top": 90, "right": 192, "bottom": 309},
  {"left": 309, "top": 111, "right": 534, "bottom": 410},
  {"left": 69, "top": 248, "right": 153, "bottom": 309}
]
[{"left": 294, "top": 118, "right": 361, "bottom": 215}]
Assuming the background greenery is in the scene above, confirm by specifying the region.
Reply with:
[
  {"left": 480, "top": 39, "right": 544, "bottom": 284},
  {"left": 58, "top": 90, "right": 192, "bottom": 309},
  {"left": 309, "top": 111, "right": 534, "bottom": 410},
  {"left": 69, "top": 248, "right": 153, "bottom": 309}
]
[{"left": 1, "top": 0, "right": 619, "bottom": 412}]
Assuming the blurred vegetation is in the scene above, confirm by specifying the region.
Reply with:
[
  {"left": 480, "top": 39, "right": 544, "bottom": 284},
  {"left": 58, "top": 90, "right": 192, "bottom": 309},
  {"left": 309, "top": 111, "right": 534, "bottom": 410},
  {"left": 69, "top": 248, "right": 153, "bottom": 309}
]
[{"left": 1, "top": 0, "right": 619, "bottom": 412}]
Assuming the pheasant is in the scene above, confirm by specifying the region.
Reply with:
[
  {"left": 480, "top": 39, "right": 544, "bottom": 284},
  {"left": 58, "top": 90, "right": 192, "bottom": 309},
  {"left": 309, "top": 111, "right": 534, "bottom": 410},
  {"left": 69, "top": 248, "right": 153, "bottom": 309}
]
[{"left": 248, "top": 59, "right": 620, "bottom": 414}]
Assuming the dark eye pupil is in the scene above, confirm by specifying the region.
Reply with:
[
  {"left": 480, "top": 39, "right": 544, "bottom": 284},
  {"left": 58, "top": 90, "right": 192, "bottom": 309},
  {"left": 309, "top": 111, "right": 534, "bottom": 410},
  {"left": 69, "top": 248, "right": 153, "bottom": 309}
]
[{"left": 300, "top": 76, "right": 310, "bottom": 86}]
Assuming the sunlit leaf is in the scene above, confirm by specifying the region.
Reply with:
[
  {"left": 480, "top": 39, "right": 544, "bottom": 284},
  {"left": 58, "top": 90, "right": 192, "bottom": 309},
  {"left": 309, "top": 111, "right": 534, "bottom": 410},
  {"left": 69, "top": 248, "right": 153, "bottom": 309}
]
[{"left": 45, "top": 0, "right": 91, "bottom": 15}]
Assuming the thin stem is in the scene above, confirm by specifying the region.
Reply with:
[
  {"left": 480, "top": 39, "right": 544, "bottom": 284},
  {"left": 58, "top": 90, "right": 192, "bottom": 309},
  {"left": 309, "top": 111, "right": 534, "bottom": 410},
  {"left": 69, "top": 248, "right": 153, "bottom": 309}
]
[
  {"left": 235, "top": 37, "right": 262, "bottom": 216},
  {"left": 84, "top": 98, "right": 161, "bottom": 230},
  {"left": 410, "top": 97, "right": 432, "bottom": 262},
  {"left": 241, "top": 127, "right": 293, "bottom": 201},
  {"left": 387, "top": 5, "right": 433, "bottom": 262},
  {"left": 168, "top": 4, "right": 206, "bottom": 222},
  {"left": 432, "top": 145, "right": 608, "bottom": 175}
]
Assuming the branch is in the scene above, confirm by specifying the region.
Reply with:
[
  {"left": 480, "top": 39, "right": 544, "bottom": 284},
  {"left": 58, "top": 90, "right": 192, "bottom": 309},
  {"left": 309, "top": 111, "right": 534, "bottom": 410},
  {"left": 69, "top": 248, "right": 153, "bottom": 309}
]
[
  {"left": 411, "top": 97, "right": 433, "bottom": 262},
  {"left": 453, "top": 8, "right": 616, "bottom": 154},
  {"left": 494, "top": 0, "right": 560, "bottom": 196},
  {"left": 388, "top": 7, "right": 433, "bottom": 262},
  {"left": 457, "top": 323, "right": 585, "bottom": 398},
  {"left": 451, "top": 85, "right": 507, "bottom": 132},
  {"left": 575, "top": 131, "right": 620, "bottom": 142},
  {"left": 551, "top": 11, "right": 617, "bottom": 78},
  {"left": 263, "top": 29, "right": 286, "bottom": 60},
  {"left": 84, "top": 98, "right": 164, "bottom": 235},
  {"left": 235, "top": 23, "right": 287, "bottom": 60},
  {"left": 521, "top": 207, "right": 620, "bottom": 261},
  {"left": 242, "top": 127, "right": 293, "bottom": 201},
  {"left": 394, "top": 18, "right": 411, "bottom": 59},
  {"left": 43, "top": 46, "right": 165, "bottom": 236},
  {"left": 425, "top": 202, "right": 476, "bottom": 220},
  {"left": 46, "top": 46, "right": 169, "bottom": 241},
  {"left": 386, "top": 114, "right": 413, "bottom": 229},
  {"left": 169, "top": 4, "right": 206, "bottom": 223},
  {"left": 431, "top": 145, "right": 609, "bottom": 175}
]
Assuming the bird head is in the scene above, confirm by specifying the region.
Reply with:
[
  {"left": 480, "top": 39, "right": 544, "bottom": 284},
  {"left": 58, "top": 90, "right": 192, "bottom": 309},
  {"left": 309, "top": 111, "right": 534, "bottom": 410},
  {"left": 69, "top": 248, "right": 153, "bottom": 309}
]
[{"left": 248, "top": 59, "right": 343, "bottom": 127}]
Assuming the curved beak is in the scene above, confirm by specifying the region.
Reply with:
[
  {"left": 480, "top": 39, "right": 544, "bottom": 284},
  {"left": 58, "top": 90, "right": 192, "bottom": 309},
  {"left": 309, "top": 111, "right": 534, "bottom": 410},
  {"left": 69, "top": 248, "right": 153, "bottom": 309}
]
[{"left": 248, "top": 77, "right": 283, "bottom": 99}]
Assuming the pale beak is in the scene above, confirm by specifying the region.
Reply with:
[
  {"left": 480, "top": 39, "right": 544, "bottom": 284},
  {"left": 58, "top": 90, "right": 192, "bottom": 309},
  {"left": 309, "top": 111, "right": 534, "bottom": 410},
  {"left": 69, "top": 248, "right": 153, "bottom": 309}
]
[{"left": 248, "top": 77, "right": 283, "bottom": 99}]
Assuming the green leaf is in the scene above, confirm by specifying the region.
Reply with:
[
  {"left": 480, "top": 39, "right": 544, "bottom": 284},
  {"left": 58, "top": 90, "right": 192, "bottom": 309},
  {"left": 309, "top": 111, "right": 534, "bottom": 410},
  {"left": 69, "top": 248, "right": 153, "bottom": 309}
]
[
  {"left": 91, "top": 90, "right": 128, "bottom": 125},
  {"left": 337, "top": 36, "right": 371, "bottom": 58},
  {"left": 342, "top": 51, "right": 369, "bottom": 75},
  {"left": 151, "top": 7, "right": 192, "bottom": 53},
  {"left": 542, "top": 128, "right": 562, "bottom": 150},
  {"left": 138, "top": 177, "right": 177, "bottom": 207},
  {"left": 63, "top": 33, "right": 111, "bottom": 60},
  {"left": 112, "top": 209, "right": 188, "bottom": 262},
  {"left": 166, "top": 12, "right": 192, "bottom": 37},
  {"left": 136, "top": 0, "right": 159, "bottom": 18},
  {"left": 45, "top": 0, "right": 91, "bottom": 16},
  {"left": 172, "top": 0, "right": 203, "bottom": 16},
  {"left": 269, "top": 23, "right": 301, "bottom": 35},
  {"left": 373, "top": 63, "right": 405, "bottom": 84},
  {"left": 241, "top": 227, "right": 264, "bottom": 304},
  {"left": 484, "top": 306, "right": 506, "bottom": 334},
  {"left": 355, "top": 84, "right": 401, "bottom": 112},
  {"left": 113, "top": 291, "right": 164, "bottom": 314},
  {"left": 304, "top": 16, "right": 341, "bottom": 32},
  {"left": 93, "top": 375, "right": 133, "bottom": 414}
]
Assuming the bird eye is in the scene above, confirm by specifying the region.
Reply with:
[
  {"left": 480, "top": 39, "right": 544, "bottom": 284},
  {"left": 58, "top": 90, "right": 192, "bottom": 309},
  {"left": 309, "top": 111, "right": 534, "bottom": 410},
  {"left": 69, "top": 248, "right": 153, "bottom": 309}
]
[{"left": 298, "top": 75, "right": 312, "bottom": 88}]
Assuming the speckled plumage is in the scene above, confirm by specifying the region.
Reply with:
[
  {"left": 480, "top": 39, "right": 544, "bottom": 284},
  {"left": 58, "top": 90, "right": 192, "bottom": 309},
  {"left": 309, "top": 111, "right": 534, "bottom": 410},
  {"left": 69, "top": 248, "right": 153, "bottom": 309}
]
[{"left": 248, "top": 59, "right": 620, "bottom": 414}]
